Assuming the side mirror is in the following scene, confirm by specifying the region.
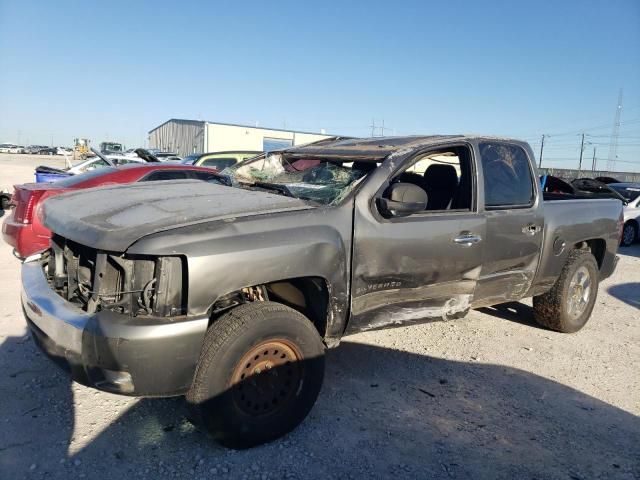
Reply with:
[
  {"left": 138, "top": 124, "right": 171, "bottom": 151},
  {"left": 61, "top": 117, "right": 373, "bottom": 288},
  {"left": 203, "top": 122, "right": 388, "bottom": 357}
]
[{"left": 377, "top": 182, "right": 428, "bottom": 217}]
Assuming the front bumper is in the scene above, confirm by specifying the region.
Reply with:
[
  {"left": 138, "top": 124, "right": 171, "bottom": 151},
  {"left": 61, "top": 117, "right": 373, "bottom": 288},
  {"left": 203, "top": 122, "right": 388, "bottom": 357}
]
[{"left": 21, "top": 260, "right": 209, "bottom": 396}]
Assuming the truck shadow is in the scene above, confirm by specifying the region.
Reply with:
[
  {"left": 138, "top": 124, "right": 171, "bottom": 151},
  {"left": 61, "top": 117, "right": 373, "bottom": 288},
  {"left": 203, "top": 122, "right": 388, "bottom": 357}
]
[
  {"left": 476, "top": 302, "right": 546, "bottom": 330},
  {"left": 0, "top": 333, "right": 75, "bottom": 475},
  {"left": 618, "top": 243, "right": 640, "bottom": 258},
  {"left": 607, "top": 283, "right": 640, "bottom": 310},
  {"left": 2, "top": 334, "right": 639, "bottom": 479}
]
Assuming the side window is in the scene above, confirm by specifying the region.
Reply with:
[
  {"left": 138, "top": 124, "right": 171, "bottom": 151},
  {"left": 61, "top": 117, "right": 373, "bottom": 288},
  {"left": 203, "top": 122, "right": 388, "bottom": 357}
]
[
  {"left": 142, "top": 171, "right": 188, "bottom": 181},
  {"left": 190, "top": 171, "right": 225, "bottom": 184},
  {"left": 116, "top": 158, "right": 138, "bottom": 165},
  {"left": 83, "top": 159, "right": 109, "bottom": 171},
  {"left": 201, "top": 158, "right": 237, "bottom": 170},
  {"left": 384, "top": 146, "right": 473, "bottom": 213},
  {"left": 480, "top": 142, "right": 534, "bottom": 209}
]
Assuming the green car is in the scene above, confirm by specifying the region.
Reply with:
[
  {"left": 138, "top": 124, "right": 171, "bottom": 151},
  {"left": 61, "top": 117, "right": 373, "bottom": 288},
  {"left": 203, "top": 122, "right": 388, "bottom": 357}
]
[{"left": 181, "top": 151, "right": 261, "bottom": 170}]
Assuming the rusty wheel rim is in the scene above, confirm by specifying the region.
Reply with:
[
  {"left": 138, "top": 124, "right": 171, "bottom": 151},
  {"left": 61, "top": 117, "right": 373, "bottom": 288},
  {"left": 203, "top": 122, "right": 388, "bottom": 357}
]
[{"left": 230, "top": 339, "right": 303, "bottom": 417}]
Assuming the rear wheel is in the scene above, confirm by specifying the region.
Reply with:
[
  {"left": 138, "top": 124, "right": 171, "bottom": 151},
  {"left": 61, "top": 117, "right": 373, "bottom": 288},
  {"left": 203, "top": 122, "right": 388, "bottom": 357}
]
[
  {"left": 533, "top": 249, "right": 599, "bottom": 333},
  {"left": 0, "top": 195, "right": 10, "bottom": 210},
  {"left": 621, "top": 222, "right": 637, "bottom": 247},
  {"left": 187, "top": 301, "right": 325, "bottom": 449}
]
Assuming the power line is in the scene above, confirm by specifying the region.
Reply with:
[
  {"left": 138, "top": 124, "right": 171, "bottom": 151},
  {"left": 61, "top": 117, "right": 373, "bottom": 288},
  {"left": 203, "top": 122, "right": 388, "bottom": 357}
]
[{"left": 519, "top": 117, "right": 639, "bottom": 139}]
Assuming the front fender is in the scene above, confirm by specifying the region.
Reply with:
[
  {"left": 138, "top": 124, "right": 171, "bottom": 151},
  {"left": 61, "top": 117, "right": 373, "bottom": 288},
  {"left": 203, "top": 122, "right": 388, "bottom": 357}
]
[{"left": 126, "top": 206, "right": 354, "bottom": 339}]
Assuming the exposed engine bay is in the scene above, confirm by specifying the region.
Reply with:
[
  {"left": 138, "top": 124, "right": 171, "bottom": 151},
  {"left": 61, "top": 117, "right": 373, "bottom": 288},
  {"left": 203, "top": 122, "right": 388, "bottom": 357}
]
[{"left": 43, "top": 234, "right": 186, "bottom": 317}]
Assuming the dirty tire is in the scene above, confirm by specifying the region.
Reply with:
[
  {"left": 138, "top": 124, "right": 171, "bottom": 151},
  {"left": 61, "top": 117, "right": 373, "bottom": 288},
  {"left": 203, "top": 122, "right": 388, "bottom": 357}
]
[
  {"left": 621, "top": 222, "right": 637, "bottom": 247},
  {"left": 533, "top": 249, "right": 599, "bottom": 333},
  {"left": 186, "top": 301, "right": 325, "bottom": 449},
  {"left": 0, "top": 195, "right": 9, "bottom": 211}
]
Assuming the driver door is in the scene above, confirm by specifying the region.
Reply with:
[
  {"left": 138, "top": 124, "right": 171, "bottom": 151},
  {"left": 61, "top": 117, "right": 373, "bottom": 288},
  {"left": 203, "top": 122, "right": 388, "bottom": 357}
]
[{"left": 347, "top": 144, "right": 486, "bottom": 333}]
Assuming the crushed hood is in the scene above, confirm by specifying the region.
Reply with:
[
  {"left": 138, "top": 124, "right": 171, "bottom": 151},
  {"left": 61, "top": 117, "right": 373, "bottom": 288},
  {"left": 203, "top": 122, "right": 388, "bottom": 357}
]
[{"left": 42, "top": 180, "right": 312, "bottom": 251}]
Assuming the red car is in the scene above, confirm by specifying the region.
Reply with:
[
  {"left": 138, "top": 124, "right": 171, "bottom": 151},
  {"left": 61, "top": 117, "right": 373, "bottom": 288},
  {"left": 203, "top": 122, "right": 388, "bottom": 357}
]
[{"left": 2, "top": 163, "right": 225, "bottom": 259}]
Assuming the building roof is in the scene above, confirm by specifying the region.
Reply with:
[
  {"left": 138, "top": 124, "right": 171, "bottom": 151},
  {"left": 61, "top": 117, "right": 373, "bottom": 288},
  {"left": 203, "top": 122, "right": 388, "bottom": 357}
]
[{"left": 148, "top": 118, "right": 333, "bottom": 137}]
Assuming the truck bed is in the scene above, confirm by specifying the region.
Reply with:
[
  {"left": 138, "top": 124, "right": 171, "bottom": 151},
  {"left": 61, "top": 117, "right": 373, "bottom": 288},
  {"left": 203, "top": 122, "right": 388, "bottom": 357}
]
[{"left": 532, "top": 197, "right": 621, "bottom": 294}]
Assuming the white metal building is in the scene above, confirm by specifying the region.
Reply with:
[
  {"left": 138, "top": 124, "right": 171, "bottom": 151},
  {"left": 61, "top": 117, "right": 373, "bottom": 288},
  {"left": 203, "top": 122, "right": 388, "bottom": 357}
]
[{"left": 148, "top": 119, "right": 333, "bottom": 157}]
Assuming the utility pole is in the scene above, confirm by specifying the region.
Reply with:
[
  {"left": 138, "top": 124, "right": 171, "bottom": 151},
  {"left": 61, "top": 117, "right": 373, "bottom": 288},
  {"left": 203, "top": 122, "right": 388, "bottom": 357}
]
[
  {"left": 591, "top": 147, "right": 597, "bottom": 171},
  {"left": 538, "top": 134, "right": 546, "bottom": 168},
  {"left": 607, "top": 88, "right": 623, "bottom": 171},
  {"left": 578, "top": 133, "right": 585, "bottom": 171},
  {"left": 370, "top": 118, "right": 376, "bottom": 137}
]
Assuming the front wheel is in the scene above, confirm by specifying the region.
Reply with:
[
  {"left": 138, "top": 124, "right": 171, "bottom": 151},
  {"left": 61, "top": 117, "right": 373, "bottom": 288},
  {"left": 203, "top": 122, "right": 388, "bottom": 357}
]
[
  {"left": 187, "top": 301, "right": 325, "bottom": 449},
  {"left": 621, "top": 222, "right": 637, "bottom": 247},
  {"left": 533, "top": 249, "right": 599, "bottom": 333}
]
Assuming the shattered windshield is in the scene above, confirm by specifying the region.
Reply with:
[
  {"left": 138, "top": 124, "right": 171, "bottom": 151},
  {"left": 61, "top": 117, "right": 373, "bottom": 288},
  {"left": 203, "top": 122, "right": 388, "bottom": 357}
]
[{"left": 224, "top": 153, "right": 375, "bottom": 205}]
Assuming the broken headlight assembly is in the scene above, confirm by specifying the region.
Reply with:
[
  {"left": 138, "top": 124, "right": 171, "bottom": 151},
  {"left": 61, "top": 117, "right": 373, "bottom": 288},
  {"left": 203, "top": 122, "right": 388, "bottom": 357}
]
[{"left": 45, "top": 235, "right": 187, "bottom": 318}]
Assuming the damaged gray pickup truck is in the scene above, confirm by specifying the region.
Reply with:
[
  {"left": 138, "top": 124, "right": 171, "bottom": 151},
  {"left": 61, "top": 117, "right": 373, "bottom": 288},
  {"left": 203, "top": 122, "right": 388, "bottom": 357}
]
[{"left": 21, "top": 135, "right": 622, "bottom": 448}]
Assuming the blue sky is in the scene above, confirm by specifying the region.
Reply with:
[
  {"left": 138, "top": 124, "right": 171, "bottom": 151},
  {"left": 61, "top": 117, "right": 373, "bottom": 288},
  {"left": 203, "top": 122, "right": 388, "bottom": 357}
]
[{"left": 1, "top": 0, "right": 639, "bottom": 171}]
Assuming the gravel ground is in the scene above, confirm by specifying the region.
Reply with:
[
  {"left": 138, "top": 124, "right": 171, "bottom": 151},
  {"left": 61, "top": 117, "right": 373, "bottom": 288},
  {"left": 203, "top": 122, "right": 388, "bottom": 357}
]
[{"left": 1, "top": 153, "right": 639, "bottom": 479}]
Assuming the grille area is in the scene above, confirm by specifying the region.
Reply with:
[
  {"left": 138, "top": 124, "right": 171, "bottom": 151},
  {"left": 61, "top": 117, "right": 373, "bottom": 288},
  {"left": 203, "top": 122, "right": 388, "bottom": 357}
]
[{"left": 44, "top": 235, "right": 186, "bottom": 317}]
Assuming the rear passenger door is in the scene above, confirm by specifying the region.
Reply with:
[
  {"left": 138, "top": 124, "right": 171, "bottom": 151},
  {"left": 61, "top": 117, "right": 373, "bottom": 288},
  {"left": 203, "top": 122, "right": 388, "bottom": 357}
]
[{"left": 473, "top": 141, "right": 544, "bottom": 306}]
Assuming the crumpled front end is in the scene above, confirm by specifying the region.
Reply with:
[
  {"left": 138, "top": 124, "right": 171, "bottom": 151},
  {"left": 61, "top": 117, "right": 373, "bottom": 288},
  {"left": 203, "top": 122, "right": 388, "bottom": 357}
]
[
  {"left": 45, "top": 234, "right": 186, "bottom": 318},
  {"left": 21, "top": 235, "right": 209, "bottom": 396}
]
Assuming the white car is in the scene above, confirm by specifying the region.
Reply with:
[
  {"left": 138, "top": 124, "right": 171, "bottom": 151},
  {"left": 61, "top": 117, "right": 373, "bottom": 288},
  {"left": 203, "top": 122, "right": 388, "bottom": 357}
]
[
  {"left": 56, "top": 147, "right": 73, "bottom": 155},
  {"left": 0, "top": 143, "right": 16, "bottom": 153},
  {"left": 123, "top": 148, "right": 141, "bottom": 157},
  {"left": 8, "top": 145, "right": 25, "bottom": 154},
  {"left": 610, "top": 182, "right": 640, "bottom": 246},
  {"left": 67, "top": 155, "right": 146, "bottom": 175},
  {"left": 106, "top": 155, "right": 147, "bottom": 166}
]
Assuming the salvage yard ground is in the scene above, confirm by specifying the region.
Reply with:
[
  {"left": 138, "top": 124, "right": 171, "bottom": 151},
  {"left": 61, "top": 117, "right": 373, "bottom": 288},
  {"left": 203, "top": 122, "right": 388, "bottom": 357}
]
[{"left": 0, "top": 152, "right": 639, "bottom": 479}]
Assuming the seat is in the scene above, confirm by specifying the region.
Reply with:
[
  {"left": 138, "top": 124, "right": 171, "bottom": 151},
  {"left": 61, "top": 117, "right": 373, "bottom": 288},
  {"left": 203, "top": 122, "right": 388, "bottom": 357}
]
[
  {"left": 423, "top": 164, "right": 458, "bottom": 210},
  {"left": 396, "top": 171, "right": 426, "bottom": 189}
]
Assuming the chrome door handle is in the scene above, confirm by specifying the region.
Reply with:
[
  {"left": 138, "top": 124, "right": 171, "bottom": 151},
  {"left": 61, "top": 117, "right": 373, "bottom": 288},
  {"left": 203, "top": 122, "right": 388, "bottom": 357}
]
[
  {"left": 453, "top": 232, "right": 482, "bottom": 247},
  {"left": 522, "top": 224, "right": 542, "bottom": 236}
]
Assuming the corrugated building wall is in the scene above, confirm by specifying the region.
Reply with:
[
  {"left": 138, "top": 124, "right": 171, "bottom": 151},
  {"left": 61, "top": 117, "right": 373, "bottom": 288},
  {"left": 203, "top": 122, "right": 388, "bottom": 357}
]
[
  {"left": 149, "top": 119, "right": 333, "bottom": 157},
  {"left": 148, "top": 120, "right": 205, "bottom": 156},
  {"left": 206, "top": 123, "right": 331, "bottom": 152}
]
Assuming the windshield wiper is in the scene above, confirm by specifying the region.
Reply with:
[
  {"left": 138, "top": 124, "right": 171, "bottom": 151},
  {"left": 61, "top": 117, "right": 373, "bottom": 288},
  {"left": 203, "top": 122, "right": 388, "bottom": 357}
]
[{"left": 253, "top": 181, "right": 294, "bottom": 198}]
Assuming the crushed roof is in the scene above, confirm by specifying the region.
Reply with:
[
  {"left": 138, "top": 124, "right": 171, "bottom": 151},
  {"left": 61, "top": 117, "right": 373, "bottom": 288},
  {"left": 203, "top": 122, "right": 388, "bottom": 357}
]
[{"left": 283, "top": 135, "right": 465, "bottom": 159}]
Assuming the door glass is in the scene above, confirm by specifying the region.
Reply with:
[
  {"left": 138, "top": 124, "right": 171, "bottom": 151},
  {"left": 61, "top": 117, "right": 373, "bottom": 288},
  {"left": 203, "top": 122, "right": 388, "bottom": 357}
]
[
  {"left": 143, "top": 171, "right": 188, "bottom": 181},
  {"left": 480, "top": 143, "right": 534, "bottom": 209},
  {"left": 385, "top": 146, "right": 474, "bottom": 212},
  {"left": 190, "top": 171, "right": 226, "bottom": 185},
  {"left": 201, "top": 157, "right": 237, "bottom": 170}
]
